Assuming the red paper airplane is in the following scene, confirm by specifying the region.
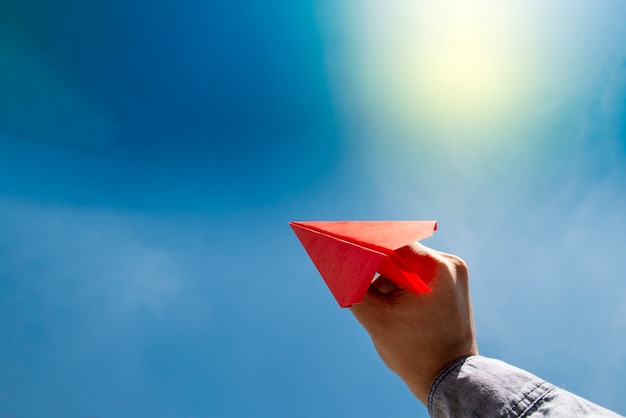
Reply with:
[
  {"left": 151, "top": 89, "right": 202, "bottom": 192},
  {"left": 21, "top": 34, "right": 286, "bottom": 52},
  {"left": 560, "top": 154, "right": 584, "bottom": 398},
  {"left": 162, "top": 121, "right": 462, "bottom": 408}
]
[{"left": 289, "top": 221, "right": 438, "bottom": 307}]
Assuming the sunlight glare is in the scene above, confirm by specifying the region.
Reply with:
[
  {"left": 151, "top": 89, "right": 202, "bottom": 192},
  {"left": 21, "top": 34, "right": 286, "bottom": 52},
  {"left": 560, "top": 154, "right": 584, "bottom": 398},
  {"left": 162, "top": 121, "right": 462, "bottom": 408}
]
[{"left": 336, "top": 0, "right": 535, "bottom": 143}]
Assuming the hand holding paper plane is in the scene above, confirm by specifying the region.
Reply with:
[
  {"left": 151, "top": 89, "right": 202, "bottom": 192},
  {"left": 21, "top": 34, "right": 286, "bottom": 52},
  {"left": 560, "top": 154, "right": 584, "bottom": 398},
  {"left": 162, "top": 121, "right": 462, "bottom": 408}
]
[{"left": 289, "top": 221, "right": 438, "bottom": 307}]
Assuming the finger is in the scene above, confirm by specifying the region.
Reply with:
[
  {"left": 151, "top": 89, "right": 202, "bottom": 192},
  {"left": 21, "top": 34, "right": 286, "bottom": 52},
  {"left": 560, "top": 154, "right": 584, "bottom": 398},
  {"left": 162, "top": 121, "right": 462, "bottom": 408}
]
[
  {"left": 394, "top": 242, "right": 444, "bottom": 285},
  {"left": 371, "top": 275, "right": 398, "bottom": 294},
  {"left": 349, "top": 279, "right": 391, "bottom": 322},
  {"left": 351, "top": 243, "right": 448, "bottom": 321},
  {"left": 350, "top": 276, "right": 406, "bottom": 324},
  {"left": 349, "top": 289, "right": 384, "bottom": 327}
]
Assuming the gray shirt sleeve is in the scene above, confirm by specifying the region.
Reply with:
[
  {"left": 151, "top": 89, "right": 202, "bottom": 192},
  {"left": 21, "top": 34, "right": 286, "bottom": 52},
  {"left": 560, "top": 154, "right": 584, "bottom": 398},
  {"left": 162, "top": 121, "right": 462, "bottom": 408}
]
[{"left": 428, "top": 356, "right": 623, "bottom": 418}]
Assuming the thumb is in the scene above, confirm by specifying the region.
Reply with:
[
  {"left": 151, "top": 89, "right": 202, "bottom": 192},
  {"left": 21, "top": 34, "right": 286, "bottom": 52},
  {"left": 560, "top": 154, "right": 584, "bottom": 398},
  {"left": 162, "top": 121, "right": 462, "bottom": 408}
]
[
  {"left": 349, "top": 275, "right": 405, "bottom": 326},
  {"left": 371, "top": 275, "right": 399, "bottom": 294}
]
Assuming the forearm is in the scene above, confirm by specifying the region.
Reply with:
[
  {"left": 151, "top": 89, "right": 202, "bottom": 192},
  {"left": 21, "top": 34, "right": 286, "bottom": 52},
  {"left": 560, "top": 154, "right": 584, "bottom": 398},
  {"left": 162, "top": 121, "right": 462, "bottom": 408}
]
[{"left": 428, "top": 356, "right": 622, "bottom": 418}]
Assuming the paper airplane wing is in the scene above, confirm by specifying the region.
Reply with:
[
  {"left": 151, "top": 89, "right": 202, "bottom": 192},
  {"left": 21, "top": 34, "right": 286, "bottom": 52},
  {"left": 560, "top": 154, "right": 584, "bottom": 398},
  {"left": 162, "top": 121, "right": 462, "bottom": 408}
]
[
  {"left": 291, "top": 222, "right": 386, "bottom": 307},
  {"left": 296, "top": 220, "right": 437, "bottom": 252},
  {"left": 290, "top": 221, "right": 437, "bottom": 307}
]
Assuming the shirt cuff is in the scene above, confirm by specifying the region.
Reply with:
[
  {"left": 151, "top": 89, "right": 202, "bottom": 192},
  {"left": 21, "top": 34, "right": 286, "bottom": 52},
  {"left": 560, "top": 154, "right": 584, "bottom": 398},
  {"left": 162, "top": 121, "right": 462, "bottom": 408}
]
[{"left": 428, "top": 356, "right": 554, "bottom": 418}]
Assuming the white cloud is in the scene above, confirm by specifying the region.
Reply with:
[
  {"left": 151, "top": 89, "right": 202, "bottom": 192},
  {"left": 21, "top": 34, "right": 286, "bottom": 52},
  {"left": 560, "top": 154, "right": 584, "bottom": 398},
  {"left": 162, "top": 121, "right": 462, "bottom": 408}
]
[{"left": 0, "top": 198, "right": 183, "bottom": 320}]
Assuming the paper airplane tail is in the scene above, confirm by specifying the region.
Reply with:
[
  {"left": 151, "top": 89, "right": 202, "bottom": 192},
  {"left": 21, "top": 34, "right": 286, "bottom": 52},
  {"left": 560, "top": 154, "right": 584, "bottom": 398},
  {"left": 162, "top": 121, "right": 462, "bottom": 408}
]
[{"left": 378, "top": 255, "right": 432, "bottom": 295}]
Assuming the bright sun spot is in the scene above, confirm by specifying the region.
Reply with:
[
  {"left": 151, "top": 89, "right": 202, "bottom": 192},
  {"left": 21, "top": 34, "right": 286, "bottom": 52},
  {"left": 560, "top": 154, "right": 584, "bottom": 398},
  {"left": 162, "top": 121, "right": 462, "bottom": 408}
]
[{"left": 337, "top": 0, "right": 536, "bottom": 143}]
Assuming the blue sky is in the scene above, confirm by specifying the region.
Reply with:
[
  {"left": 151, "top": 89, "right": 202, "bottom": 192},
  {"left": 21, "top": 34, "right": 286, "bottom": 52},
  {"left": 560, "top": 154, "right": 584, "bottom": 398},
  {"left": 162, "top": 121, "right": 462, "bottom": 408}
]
[{"left": 1, "top": 1, "right": 625, "bottom": 417}]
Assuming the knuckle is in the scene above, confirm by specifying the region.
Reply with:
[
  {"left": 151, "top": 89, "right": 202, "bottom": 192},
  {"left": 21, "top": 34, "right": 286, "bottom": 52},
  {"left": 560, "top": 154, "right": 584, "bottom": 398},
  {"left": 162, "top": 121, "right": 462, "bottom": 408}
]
[{"left": 443, "top": 253, "right": 469, "bottom": 282}]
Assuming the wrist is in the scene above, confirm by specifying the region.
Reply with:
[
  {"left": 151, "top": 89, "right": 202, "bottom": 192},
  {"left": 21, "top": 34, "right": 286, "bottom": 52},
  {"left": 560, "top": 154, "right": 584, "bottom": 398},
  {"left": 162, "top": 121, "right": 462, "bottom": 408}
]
[{"left": 406, "top": 345, "right": 479, "bottom": 406}]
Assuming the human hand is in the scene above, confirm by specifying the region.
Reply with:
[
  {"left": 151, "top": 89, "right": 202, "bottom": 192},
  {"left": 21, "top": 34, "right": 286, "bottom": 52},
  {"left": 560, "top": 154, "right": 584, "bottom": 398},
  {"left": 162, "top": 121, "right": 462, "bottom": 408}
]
[{"left": 350, "top": 242, "right": 478, "bottom": 405}]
